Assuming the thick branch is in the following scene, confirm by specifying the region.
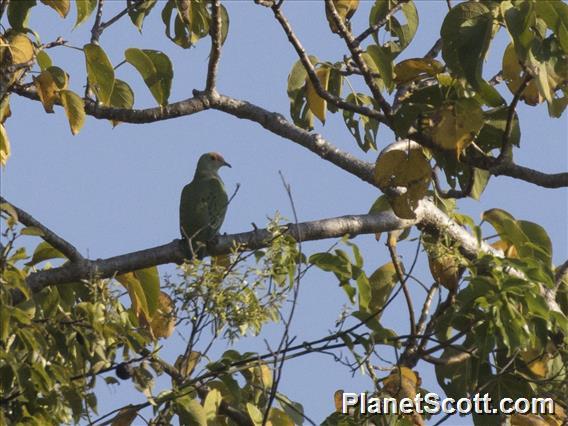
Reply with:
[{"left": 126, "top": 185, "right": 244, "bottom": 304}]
[
  {"left": 1, "top": 196, "right": 84, "bottom": 262},
  {"left": 24, "top": 211, "right": 418, "bottom": 298},
  {"left": 12, "top": 84, "right": 566, "bottom": 188},
  {"left": 12, "top": 85, "right": 211, "bottom": 123}
]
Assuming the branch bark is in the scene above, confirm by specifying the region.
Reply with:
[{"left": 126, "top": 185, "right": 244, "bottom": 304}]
[
  {"left": 23, "top": 210, "right": 418, "bottom": 298},
  {"left": 205, "top": 0, "right": 223, "bottom": 92}
]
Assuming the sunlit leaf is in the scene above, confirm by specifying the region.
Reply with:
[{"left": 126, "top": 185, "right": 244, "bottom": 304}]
[
  {"left": 34, "top": 66, "right": 68, "bottom": 113},
  {"left": 374, "top": 140, "right": 431, "bottom": 219},
  {"left": 430, "top": 99, "right": 484, "bottom": 156},
  {"left": 325, "top": 0, "right": 359, "bottom": 33},
  {"left": 129, "top": 0, "right": 157, "bottom": 31},
  {"left": 26, "top": 241, "right": 66, "bottom": 266},
  {"left": 306, "top": 66, "right": 330, "bottom": 124},
  {"left": 84, "top": 43, "right": 115, "bottom": 106},
  {"left": 0, "top": 124, "right": 10, "bottom": 167},
  {"left": 74, "top": 0, "right": 97, "bottom": 28},
  {"left": 59, "top": 90, "right": 85, "bottom": 135},
  {"left": 40, "top": 0, "right": 70, "bottom": 18},
  {"left": 125, "top": 48, "right": 173, "bottom": 106},
  {"left": 109, "top": 79, "right": 134, "bottom": 127}
]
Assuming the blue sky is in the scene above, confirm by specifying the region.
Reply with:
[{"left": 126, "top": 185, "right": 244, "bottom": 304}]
[{"left": 2, "top": 1, "right": 567, "bottom": 424}]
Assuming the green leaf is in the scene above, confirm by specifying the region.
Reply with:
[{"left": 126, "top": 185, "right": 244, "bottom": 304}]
[
  {"left": 26, "top": 241, "right": 66, "bottom": 266},
  {"left": 469, "top": 168, "right": 490, "bottom": 201},
  {"left": 74, "top": 0, "right": 97, "bottom": 28},
  {"left": 517, "top": 220, "right": 552, "bottom": 265},
  {"left": 125, "top": 48, "right": 173, "bottom": 106},
  {"left": 129, "top": 0, "right": 157, "bottom": 31},
  {"left": 109, "top": 79, "right": 134, "bottom": 127},
  {"left": 40, "top": 0, "right": 70, "bottom": 18},
  {"left": 174, "top": 0, "right": 210, "bottom": 45},
  {"left": 84, "top": 43, "right": 115, "bottom": 106},
  {"left": 246, "top": 403, "right": 263, "bottom": 426},
  {"left": 219, "top": 4, "right": 230, "bottom": 45},
  {"left": 342, "top": 93, "right": 379, "bottom": 152},
  {"left": 277, "top": 394, "right": 304, "bottom": 426},
  {"left": 366, "top": 44, "right": 393, "bottom": 91},
  {"left": 134, "top": 267, "right": 161, "bottom": 316},
  {"left": 441, "top": 2, "right": 500, "bottom": 105},
  {"left": 534, "top": 1, "right": 568, "bottom": 54},
  {"left": 369, "top": 0, "right": 418, "bottom": 56},
  {"left": 309, "top": 252, "right": 352, "bottom": 280},
  {"left": 175, "top": 396, "right": 207, "bottom": 426},
  {"left": 7, "top": 0, "right": 36, "bottom": 30},
  {"left": 21, "top": 226, "right": 45, "bottom": 237},
  {"left": 287, "top": 56, "right": 318, "bottom": 99},
  {"left": 36, "top": 50, "right": 52, "bottom": 71},
  {"left": 477, "top": 106, "right": 521, "bottom": 152},
  {"left": 368, "top": 262, "right": 398, "bottom": 316},
  {"left": 59, "top": 90, "right": 85, "bottom": 135},
  {"left": 203, "top": 389, "right": 221, "bottom": 420}
]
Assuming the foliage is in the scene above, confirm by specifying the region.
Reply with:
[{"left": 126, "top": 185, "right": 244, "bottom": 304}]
[{"left": 0, "top": 0, "right": 567, "bottom": 425}]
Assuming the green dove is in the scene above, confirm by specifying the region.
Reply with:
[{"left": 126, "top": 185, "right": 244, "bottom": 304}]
[{"left": 179, "top": 152, "right": 231, "bottom": 257}]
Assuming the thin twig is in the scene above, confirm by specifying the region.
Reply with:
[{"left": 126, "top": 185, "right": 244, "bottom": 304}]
[
  {"left": 497, "top": 73, "right": 532, "bottom": 164},
  {"left": 354, "top": 0, "right": 408, "bottom": 45},
  {"left": 269, "top": 3, "right": 386, "bottom": 122},
  {"left": 432, "top": 165, "right": 473, "bottom": 199},
  {"left": 386, "top": 238, "right": 417, "bottom": 351},
  {"left": 324, "top": 0, "right": 392, "bottom": 120}
]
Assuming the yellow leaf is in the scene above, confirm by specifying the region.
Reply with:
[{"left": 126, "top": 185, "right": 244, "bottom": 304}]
[
  {"left": 520, "top": 347, "right": 549, "bottom": 379},
  {"left": 8, "top": 33, "right": 34, "bottom": 65},
  {"left": 374, "top": 141, "right": 431, "bottom": 219},
  {"left": 502, "top": 43, "right": 541, "bottom": 106},
  {"left": 430, "top": 99, "right": 484, "bottom": 157},
  {"left": 116, "top": 272, "right": 150, "bottom": 322},
  {"left": 0, "top": 124, "right": 10, "bottom": 167},
  {"left": 427, "top": 251, "right": 461, "bottom": 291},
  {"left": 40, "top": 0, "right": 70, "bottom": 18},
  {"left": 175, "top": 351, "right": 201, "bottom": 378},
  {"left": 268, "top": 408, "right": 294, "bottom": 426},
  {"left": 333, "top": 389, "right": 344, "bottom": 412},
  {"left": 34, "top": 67, "right": 68, "bottom": 113},
  {"left": 326, "top": 0, "right": 359, "bottom": 33},
  {"left": 149, "top": 291, "right": 176, "bottom": 339},
  {"left": 491, "top": 239, "right": 518, "bottom": 258},
  {"left": 383, "top": 367, "right": 421, "bottom": 399},
  {"left": 394, "top": 58, "right": 445, "bottom": 84},
  {"left": 110, "top": 407, "right": 138, "bottom": 426},
  {"left": 511, "top": 414, "right": 548, "bottom": 426},
  {"left": 306, "top": 66, "right": 330, "bottom": 124},
  {"left": 59, "top": 90, "right": 85, "bottom": 135}
]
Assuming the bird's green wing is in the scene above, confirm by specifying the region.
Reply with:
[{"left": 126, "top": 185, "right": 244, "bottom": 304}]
[{"left": 179, "top": 177, "right": 228, "bottom": 243}]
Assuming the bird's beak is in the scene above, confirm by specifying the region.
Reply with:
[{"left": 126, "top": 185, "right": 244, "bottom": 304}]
[{"left": 223, "top": 160, "right": 232, "bottom": 168}]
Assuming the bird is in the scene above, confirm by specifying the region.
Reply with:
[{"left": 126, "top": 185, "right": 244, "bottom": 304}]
[{"left": 179, "top": 152, "right": 231, "bottom": 258}]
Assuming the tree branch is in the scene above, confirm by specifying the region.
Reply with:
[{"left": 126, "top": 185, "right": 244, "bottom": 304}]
[
  {"left": 23, "top": 210, "right": 419, "bottom": 298},
  {"left": 497, "top": 73, "right": 531, "bottom": 164},
  {"left": 12, "top": 83, "right": 566, "bottom": 188},
  {"left": 1, "top": 196, "right": 84, "bottom": 262},
  {"left": 324, "top": 0, "right": 392, "bottom": 119},
  {"left": 206, "top": 0, "right": 223, "bottom": 92},
  {"left": 269, "top": 3, "right": 385, "bottom": 122},
  {"left": 354, "top": 0, "right": 407, "bottom": 45}
]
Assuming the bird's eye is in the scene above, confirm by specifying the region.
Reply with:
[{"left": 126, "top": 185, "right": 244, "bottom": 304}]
[{"left": 209, "top": 154, "right": 215, "bottom": 160}]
